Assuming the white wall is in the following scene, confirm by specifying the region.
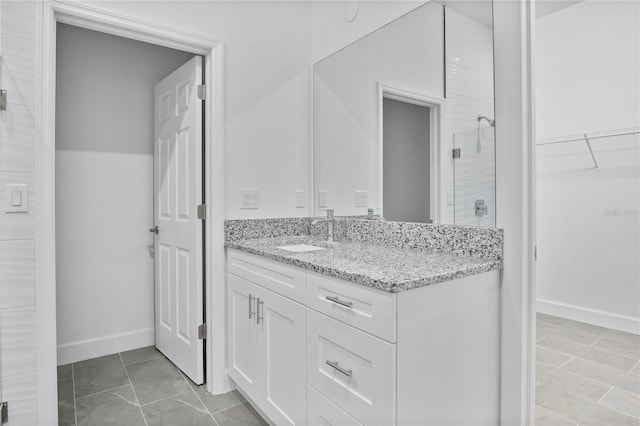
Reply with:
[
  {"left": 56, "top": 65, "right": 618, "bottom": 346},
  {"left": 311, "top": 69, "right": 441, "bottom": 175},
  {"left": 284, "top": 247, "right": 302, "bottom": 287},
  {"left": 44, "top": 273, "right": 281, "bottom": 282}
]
[
  {"left": 0, "top": 1, "right": 39, "bottom": 424},
  {"left": 55, "top": 24, "right": 193, "bottom": 363},
  {"left": 86, "top": 0, "right": 314, "bottom": 219},
  {"left": 310, "top": 1, "right": 424, "bottom": 64},
  {"left": 535, "top": 1, "right": 640, "bottom": 332}
]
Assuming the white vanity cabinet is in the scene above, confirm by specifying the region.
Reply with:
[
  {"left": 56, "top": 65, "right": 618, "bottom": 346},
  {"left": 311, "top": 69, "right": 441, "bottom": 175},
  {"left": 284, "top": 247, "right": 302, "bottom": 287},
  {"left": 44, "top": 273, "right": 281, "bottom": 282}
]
[
  {"left": 227, "top": 250, "right": 307, "bottom": 426},
  {"left": 227, "top": 248, "right": 501, "bottom": 426}
]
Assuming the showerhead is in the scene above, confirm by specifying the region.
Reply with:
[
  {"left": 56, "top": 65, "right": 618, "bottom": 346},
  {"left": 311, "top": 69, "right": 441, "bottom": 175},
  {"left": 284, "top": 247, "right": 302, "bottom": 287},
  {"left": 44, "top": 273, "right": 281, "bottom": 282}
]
[{"left": 477, "top": 115, "right": 495, "bottom": 127}]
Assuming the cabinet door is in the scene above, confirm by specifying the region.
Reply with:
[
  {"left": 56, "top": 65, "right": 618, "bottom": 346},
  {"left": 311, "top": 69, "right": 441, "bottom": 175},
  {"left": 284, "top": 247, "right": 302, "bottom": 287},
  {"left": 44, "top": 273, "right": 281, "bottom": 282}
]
[
  {"left": 227, "top": 274, "right": 260, "bottom": 402},
  {"left": 258, "top": 287, "right": 306, "bottom": 426}
]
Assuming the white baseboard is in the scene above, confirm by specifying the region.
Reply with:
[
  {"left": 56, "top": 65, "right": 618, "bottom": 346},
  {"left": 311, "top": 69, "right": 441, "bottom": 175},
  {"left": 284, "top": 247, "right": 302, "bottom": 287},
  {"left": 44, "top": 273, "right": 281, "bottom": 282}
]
[
  {"left": 57, "top": 327, "right": 155, "bottom": 365},
  {"left": 537, "top": 299, "right": 640, "bottom": 335}
]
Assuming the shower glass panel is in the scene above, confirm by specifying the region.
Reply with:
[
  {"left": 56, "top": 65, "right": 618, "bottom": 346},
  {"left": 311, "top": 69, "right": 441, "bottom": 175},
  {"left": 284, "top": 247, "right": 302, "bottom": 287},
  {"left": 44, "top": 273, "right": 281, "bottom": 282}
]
[{"left": 453, "top": 125, "right": 496, "bottom": 226}]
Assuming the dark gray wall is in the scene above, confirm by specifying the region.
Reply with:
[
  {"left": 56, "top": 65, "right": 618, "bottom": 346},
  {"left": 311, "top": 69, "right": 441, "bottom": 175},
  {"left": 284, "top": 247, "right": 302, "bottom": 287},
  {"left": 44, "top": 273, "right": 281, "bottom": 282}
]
[{"left": 383, "top": 98, "right": 430, "bottom": 223}]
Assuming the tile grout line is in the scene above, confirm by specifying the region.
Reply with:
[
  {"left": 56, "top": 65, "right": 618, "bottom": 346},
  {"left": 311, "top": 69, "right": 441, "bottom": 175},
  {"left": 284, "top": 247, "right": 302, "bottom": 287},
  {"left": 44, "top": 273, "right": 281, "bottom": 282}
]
[
  {"left": 539, "top": 335, "right": 638, "bottom": 369},
  {"left": 555, "top": 364, "right": 635, "bottom": 394},
  {"left": 552, "top": 317, "right": 640, "bottom": 346},
  {"left": 209, "top": 401, "right": 247, "bottom": 415},
  {"left": 139, "top": 389, "right": 194, "bottom": 408},
  {"left": 74, "top": 384, "right": 132, "bottom": 400},
  {"left": 179, "top": 370, "right": 220, "bottom": 425},
  {"left": 122, "top": 354, "right": 165, "bottom": 368},
  {"left": 595, "top": 386, "right": 614, "bottom": 405},
  {"left": 539, "top": 329, "right": 637, "bottom": 389},
  {"left": 71, "top": 363, "right": 78, "bottom": 426},
  {"left": 627, "top": 359, "right": 640, "bottom": 374},
  {"left": 596, "top": 387, "right": 640, "bottom": 420},
  {"left": 119, "top": 352, "right": 149, "bottom": 426},
  {"left": 557, "top": 355, "right": 575, "bottom": 369},
  {"left": 536, "top": 404, "right": 580, "bottom": 426}
]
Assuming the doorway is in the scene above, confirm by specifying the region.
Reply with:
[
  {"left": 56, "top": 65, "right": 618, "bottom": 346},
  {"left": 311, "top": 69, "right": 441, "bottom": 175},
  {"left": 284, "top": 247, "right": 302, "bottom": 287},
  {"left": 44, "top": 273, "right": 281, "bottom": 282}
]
[
  {"left": 382, "top": 98, "right": 431, "bottom": 223},
  {"left": 377, "top": 84, "right": 443, "bottom": 223},
  {"left": 55, "top": 23, "right": 205, "bottom": 379},
  {"left": 36, "top": 3, "right": 227, "bottom": 422}
]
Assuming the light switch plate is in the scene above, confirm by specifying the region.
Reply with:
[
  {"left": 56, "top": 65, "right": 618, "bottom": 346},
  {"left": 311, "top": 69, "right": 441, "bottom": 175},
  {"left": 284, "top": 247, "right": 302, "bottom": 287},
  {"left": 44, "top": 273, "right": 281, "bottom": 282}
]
[
  {"left": 5, "top": 184, "right": 29, "bottom": 213},
  {"left": 240, "top": 189, "right": 259, "bottom": 209},
  {"left": 354, "top": 190, "right": 368, "bottom": 207},
  {"left": 295, "top": 190, "right": 305, "bottom": 208}
]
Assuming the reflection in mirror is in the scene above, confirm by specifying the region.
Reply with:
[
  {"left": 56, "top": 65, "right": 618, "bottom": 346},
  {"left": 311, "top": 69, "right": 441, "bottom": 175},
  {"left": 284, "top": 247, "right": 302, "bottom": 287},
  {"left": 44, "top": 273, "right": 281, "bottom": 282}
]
[{"left": 313, "top": 1, "right": 495, "bottom": 226}]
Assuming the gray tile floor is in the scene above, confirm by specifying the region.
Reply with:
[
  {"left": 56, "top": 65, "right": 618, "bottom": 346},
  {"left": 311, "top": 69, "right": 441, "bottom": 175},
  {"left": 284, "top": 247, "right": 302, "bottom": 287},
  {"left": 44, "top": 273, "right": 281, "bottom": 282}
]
[
  {"left": 57, "top": 346, "right": 268, "bottom": 426},
  {"left": 536, "top": 313, "right": 640, "bottom": 425}
]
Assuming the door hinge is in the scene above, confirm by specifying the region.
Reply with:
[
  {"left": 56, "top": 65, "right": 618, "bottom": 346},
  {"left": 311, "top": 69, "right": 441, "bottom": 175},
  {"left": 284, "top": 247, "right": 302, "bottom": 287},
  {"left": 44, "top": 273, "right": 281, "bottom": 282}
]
[
  {"left": 452, "top": 148, "right": 461, "bottom": 159},
  {"left": 0, "top": 89, "right": 7, "bottom": 111},
  {"left": 197, "top": 85, "right": 206, "bottom": 100},
  {"left": 197, "top": 204, "right": 206, "bottom": 220},
  {"left": 1, "top": 401, "right": 8, "bottom": 424},
  {"left": 534, "top": 245, "right": 538, "bottom": 261},
  {"left": 197, "top": 323, "right": 207, "bottom": 340}
]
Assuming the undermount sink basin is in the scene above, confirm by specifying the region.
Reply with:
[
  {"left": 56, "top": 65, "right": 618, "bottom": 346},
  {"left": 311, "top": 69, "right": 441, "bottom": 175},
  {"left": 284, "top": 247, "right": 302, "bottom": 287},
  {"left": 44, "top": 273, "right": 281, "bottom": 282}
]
[{"left": 277, "top": 244, "right": 326, "bottom": 253}]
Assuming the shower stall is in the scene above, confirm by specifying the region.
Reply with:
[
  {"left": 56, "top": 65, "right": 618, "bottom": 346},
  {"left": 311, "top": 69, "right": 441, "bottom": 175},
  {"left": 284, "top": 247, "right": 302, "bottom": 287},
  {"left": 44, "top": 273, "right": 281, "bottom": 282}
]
[{"left": 451, "top": 116, "right": 496, "bottom": 226}]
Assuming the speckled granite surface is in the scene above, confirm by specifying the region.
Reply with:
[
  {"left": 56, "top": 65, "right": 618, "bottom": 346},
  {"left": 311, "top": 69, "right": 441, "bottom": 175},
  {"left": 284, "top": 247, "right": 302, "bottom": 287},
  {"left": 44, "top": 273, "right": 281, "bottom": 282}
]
[
  {"left": 226, "top": 217, "right": 503, "bottom": 260},
  {"left": 225, "top": 218, "right": 503, "bottom": 293},
  {"left": 226, "top": 235, "right": 501, "bottom": 293}
]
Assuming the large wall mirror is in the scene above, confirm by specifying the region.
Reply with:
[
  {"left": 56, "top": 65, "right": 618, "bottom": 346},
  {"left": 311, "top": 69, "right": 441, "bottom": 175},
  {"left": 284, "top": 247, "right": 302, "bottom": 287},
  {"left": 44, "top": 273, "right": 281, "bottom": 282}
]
[{"left": 313, "top": 1, "right": 496, "bottom": 226}]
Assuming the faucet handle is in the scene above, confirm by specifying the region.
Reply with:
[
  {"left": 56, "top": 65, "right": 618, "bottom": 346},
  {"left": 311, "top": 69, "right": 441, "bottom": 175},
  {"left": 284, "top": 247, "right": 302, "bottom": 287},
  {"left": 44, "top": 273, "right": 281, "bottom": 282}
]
[{"left": 326, "top": 209, "right": 334, "bottom": 219}]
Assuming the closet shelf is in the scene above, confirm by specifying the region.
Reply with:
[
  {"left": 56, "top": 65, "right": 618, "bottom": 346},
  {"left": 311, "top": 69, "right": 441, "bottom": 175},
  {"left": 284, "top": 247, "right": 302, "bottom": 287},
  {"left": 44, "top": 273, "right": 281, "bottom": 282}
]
[{"left": 537, "top": 126, "right": 640, "bottom": 169}]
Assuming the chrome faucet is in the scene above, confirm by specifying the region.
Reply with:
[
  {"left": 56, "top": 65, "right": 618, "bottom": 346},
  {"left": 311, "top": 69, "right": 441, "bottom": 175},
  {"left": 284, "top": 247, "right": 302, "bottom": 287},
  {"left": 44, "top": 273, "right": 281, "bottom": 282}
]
[{"left": 311, "top": 209, "right": 335, "bottom": 242}]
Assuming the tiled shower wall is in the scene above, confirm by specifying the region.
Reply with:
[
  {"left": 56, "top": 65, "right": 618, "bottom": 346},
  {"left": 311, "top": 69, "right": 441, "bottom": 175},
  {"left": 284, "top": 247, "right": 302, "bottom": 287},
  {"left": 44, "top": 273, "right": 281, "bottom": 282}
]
[
  {"left": 0, "top": 1, "right": 39, "bottom": 424},
  {"left": 444, "top": 7, "right": 495, "bottom": 226}
]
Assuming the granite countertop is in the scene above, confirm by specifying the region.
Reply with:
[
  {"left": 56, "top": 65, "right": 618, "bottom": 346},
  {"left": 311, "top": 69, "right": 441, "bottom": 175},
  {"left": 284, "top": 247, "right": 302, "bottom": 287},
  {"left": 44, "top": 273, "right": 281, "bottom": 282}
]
[{"left": 226, "top": 235, "right": 502, "bottom": 293}]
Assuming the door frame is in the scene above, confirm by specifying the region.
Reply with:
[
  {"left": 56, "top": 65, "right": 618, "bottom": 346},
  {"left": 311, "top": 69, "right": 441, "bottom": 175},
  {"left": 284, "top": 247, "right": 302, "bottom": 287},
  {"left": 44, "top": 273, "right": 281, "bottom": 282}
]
[
  {"left": 377, "top": 83, "right": 444, "bottom": 223},
  {"left": 35, "top": 2, "right": 228, "bottom": 423}
]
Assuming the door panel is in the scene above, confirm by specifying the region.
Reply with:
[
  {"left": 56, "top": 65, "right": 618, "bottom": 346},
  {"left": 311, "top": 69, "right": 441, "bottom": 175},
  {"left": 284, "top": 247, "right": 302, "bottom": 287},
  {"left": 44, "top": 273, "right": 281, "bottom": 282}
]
[
  {"left": 153, "top": 55, "right": 204, "bottom": 384},
  {"left": 227, "top": 274, "right": 260, "bottom": 401},
  {"left": 260, "top": 287, "right": 306, "bottom": 426}
]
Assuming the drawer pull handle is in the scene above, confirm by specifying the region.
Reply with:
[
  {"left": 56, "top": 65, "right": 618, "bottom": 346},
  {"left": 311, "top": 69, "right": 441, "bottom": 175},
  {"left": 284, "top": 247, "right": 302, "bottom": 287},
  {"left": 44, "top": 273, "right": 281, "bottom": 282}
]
[
  {"left": 257, "top": 298, "right": 264, "bottom": 324},
  {"left": 325, "top": 296, "right": 353, "bottom": 308},
  {"left": 325, "top": 360, "right": 353, "bottom": 377},
  {"left": 248, "top": 294, "right": 255, "bottom": 319}
]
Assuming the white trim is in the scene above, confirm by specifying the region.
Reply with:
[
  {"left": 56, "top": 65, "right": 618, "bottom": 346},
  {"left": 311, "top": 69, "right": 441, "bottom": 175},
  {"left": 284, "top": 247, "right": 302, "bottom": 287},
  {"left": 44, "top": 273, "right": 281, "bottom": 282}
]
[
  {"left": 35, "top": 2, "right": 227, "bottom": 423},
  {"left": 493, "top": 1, "right": 536, "bottom": 424},
  {"left": 537, "top": 299, "right": 640, "bottom": 335},
  {"left": 377, "top": 83, "right": 444, "bottom": 223},
  {"left": 57, "top": 328, "right": 155, "bottom": 365}
]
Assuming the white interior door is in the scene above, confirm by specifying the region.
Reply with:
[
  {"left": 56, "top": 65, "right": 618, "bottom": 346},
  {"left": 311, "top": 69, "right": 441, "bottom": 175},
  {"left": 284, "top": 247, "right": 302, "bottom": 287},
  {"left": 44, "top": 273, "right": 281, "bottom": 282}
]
[{"left": 153, "top": 55, "right": 204, "bottom": 384}]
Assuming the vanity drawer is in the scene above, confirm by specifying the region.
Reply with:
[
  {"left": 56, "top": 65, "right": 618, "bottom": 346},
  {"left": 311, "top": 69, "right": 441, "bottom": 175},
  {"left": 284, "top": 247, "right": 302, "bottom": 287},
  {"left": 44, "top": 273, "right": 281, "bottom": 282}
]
[
  {"left": 227, "top": 248, "right": 305, "bottom": 303},
  {"left": 306, "top": 271, "right": 396, "bottom": 342},
  {"left": 306, "top": 309, "right": 396, "bottom": 426},
  {"left": 307, "top": 385, "right": 363, "bottom": 426}
]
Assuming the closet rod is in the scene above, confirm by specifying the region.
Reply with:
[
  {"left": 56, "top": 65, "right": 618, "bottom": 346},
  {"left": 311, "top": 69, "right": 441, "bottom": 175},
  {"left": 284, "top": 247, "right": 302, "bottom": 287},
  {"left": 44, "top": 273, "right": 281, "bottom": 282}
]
[
  {"left": 537, "top": 126, "right": 639, "bottom": 169},
  {"left": 537, "top": 126, "right": 640, "bottom": 146}
]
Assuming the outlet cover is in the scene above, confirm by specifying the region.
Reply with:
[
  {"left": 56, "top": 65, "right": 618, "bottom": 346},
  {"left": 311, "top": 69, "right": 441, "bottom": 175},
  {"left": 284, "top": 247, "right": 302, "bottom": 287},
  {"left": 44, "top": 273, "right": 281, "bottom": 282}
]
[
  {"left": 318, "top": 191, "right": 328, "bottom": 209},
  {"left": 354, "top": 190, "right": 368, "bottom": 207},
  {"left": 295, "top": 190, "right": 305, "bottom": 208},
  {"left": 240, "top": 189, "right": 259, "bottom": 209},
  {"left": 447, "top": 191, "right": 454, "bottom": 205}
]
